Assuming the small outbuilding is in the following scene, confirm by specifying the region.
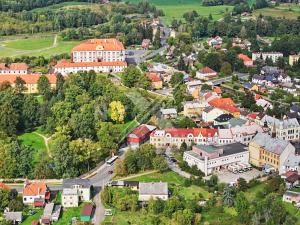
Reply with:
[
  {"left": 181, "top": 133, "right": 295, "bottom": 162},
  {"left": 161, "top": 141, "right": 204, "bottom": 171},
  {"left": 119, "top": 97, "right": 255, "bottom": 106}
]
[{"left": 80, "top": 204, "right": 94, "bottom": 222}]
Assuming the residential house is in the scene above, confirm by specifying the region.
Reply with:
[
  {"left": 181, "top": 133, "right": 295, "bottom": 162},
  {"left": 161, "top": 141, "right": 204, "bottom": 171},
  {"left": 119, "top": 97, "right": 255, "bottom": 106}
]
[
  {"left": 160, "top": 108, "right": 177, "bottom": 119},
  {"left": 252, "top": 75, "right": 265, "bottom": 85},
  {"left": 0, "top": 74, "right": 57, "bottom": 94},
  {"left": 183, "top": 100, "right": 207, "bottom": 119},
  {"left": 183, "top": 143, "right": 249, "bottom": 176},
  {"left": 147, "top": 72, "right": 163, "bottom": 89},
  {"left": 22, "top": 182, "right": 50, "bottom": 206},
  {"left": 0, "top": 63, "right": 28, "bottom": 75},
  {"left": 127, "top": 124, "right": 156, "bottom": 147},
  {"left": 207, "top": 36, "right": 222, "bottom": 49},
  {"left": 252, "top": 52, "right": 283, "bottom": 63},
  {"left": 141, "top": 39, "right": 151, "bottom": 49},
  {"left": 259, "top": 115, "right": 300, "bottom": 141},
  {"left": 40, "top": 203, "right": 61, "bottom": 224},
  {"left": 282, "top": 83, "right": 298, "bottom": 96},
  {"left": 186, "top": 80, "right": 202, "bottom": 95},
  {"left": 80, "top": 204, "right": 94, "bottom": 222},
  {"left": 256, "top": 98, "right": 273, "bottom": 110},
  {"left": 289, "top": 53, "right": 300, "bottom": 66},
  {"left": 196, "top": 67, "right": 218, "bottom": 80},
  {"left": 283, "top": 191, "right": 300, "bottom": 204},
  {"left": 208, "top": 97, "right": 240, "bottom": 117},
  {"left": 108, "top": 180, "right": 139, "bottom": 190},
  {"left": 238, "top": 54, "right": 253, "bottom": 67},
  {"left": 282, "top": 171, "right": 299, "bottom": 189},
  {"left": 249, "top": 133, "right": 296, "bottom": 174},
  {"left": 213, "top": 86, "right": 222, "bottom": 95},
  {"left": 139, "top": 182, "right": 168, "bottom": 201},
  {"left": 232, "top": 38, "right": 251, "bottom": 50},
  {"left": 214, "top": 114, "right": 234, "bottom": 126},
  {"left": 62, "top": 179, "right": 91, "bottom": 208},
  {"left": 202, "top": 107, "right": 224, "bottom": 122},
  {"left": 4, "top": 212, "right": 22, "bottom": 225},
  {"left": 290, "top": 105, "right": 300, "bottom": 114}
]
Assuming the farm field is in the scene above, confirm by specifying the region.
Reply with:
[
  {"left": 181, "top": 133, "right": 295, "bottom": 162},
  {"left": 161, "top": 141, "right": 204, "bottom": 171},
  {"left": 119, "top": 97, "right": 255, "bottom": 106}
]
[
  {"left": 0, "top": 35, "right": 80, "bottom": 58},
  {"left": 253, "top": 4, "right": 300, "bottom": 19},
  {"left": 126, "top": 0, "right": 233, "bottom": 24}
]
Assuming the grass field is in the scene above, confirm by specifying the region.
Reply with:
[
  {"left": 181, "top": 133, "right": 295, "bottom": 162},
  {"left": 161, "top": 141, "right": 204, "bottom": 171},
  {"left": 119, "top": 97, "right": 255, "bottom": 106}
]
[
  {"left": 21, "top": 209, "right": 43, "bottom": 225},
  {"left": 30, "top": 1, "right": 92, "bottom": 12},
  {"left": 126, "top": 0, "right": 233, "bottom": 24},
  {"left": 253, "top": 4, "right": 300, "bottom": 19},
  {"left": 18, "top": 131, "right": 47, "bottom": 163},
  {"left": 0, "top": 35, "right": 80, "bottom": 58}
]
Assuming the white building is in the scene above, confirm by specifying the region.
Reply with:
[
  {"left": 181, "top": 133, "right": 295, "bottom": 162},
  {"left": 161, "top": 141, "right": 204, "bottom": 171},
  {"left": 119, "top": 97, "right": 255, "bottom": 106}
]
[
  {"left": 186, "top": 80, "right": 202, "bottom": 95},
  {"left": 71, "top": 38, "right": 125, "bottom": 62},
  {"left": 62, "top": 179, "right": 91, "bottom": 208},
  {"left": 139, "top": 182, "right": 168, "bottom": 201},
  {"left": 0, "top": 63, "right": 28, "bottom": 75},
  {"left": 252, "top": 52, "right": 283, "bottom": 63},
  {"left": 202, "top": 107, "right": 224, "bottom": 122},
  {"left": 54, "top": 38, "right": 127, "bottom": 75},
  {"left": 183, "top": 143, "right": 249, "bottom": 176},
  {"left": 259, "top": 115, "right": 300, "bottom": 141}
]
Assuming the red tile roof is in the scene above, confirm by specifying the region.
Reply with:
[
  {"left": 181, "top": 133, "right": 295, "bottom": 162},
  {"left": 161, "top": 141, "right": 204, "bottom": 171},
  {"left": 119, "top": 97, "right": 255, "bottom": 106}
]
[
  {"left": 72, "top": 38, "right": 125, "bottom": 52},
  {"left": 54, "top": 59, "right": 127, "bottom": 68},
  {"left": 255, "top": 94, "right": 262, "bottom": 100},
  {"left": 238, "top": 54, "right": 252, "bottom": 62},
  {"left": 23, "top": 182, "right": 48, "bottom": 196},
  {"left": 0, "top": 74, "right": 56, "bottom": 84},
  {"left": 0, "top": 63, "right": 28, "bottom": 70},
  {"left": 208, "top": 97, "right": 239, "bottom": 113},
  {"left": 81, "top": 204, "right": 93, "bottom": 217},
  {"left": 247, "top": 113, "right": 258, "bottom": 120},
  {"left": 147, "top": 72, "right": 161, "bottom": 82},
  {"left": 0, "top": 182, "right": 10, "bottom": 190},
  {"left": 213, "top": 86, "right": 222, "bottom": 94},
  {"left": 130, "top": 124, "right": 153, "bottom": 138},
  {"left": 199, "top": 67, "right": 216, "bottom": 74}
]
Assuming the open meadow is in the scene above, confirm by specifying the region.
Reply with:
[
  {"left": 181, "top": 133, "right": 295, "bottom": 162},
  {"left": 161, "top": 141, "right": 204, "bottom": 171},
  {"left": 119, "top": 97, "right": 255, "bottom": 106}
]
[
  {"left": 126, "top": 0, "right": 233, "bottom": 24},
  {"left": 253, "top": 3, "right": 300, "bottom": 19},
  {"left": 0, "top": 34, "right": 80, "bottom": 58}
]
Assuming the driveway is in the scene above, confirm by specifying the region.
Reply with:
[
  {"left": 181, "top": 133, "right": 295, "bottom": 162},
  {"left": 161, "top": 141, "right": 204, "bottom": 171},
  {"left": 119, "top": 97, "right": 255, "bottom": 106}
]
[{"left": 205, "top": 169, "right": 263, "bottom": 184}]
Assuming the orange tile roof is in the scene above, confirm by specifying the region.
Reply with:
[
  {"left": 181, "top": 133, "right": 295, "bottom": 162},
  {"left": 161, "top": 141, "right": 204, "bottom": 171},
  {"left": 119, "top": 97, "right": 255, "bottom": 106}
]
[
  {"left": 199, "top": 67, "right": 217, "bottom": 74},
  {"left": 0, "top": 74, "right": 56, "bottom": 84},
  {"left": 54, "top": 59, "right": 127, "bottom": 68},
  {"left": 213, "top": 86, "right": 222, "bottom": 94},
  {"left": 72, "top": 38, "right": 125, "bottom": 52},
  {"left": 23, "top": 182, "right": 48, "bottom": 196},
  {"left": 0, "top": 182, "right": 10, "bottom": 190},
  {"left": 238, "top": 54, "right": 252, "bottom": 62},
  {"left": 208, "top": 97, "right": 239, "bottom": 113},
  {"left": 147, "top": 72, "right": 161, "bottom": 82},
  {"left": 0, "top": 63, "right": 28, "bottom": 70}
]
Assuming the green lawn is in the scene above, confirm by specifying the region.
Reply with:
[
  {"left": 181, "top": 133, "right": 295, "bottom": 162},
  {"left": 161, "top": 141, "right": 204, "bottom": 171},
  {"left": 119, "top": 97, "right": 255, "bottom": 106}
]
[
  {"left": 30, "top": 1, "right": 93, "bottom": 12},
  {"left": 126, "top": 0, "right": 233, "bottom": 24},
  {"left": 244, "top": 182, "right": 266, "bottom": 201},
  {"left": 283, "top": 202, "right": 300, "bottom": 222},
  {"left": 179, "top": 185, "right": 212, "bottom": 199},
  {"left": 0, "top": 35, "right": 80, "bottom": 58},
  {"left": 53, "top": 204, "right": 84, "bottom": 225},
  {"left": 126, "top": 171, "right": 185, "bottom": 185},
  {"left": 253, "top": 4, "right": 300, "bottom": 20},
  {"left": 18, "top": 131, "right": 46, "bottom": 163}
]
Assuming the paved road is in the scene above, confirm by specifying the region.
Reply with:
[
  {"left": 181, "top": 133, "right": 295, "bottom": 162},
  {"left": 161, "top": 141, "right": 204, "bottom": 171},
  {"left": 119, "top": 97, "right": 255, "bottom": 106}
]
[
  {"left": 208, "top": 72, "right": 250, "bottom": 86},
  {"left": 165, "top": 148, "right": 191, "bottom": 179}
]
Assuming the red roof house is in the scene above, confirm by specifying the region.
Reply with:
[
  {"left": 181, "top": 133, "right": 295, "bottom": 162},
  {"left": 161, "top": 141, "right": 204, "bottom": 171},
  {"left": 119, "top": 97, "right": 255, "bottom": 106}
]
[
  {"left": 127, "top": 124, "right": 156, "bottom": 147},
  {"left": 238, "top": 54, "right": 253, "bottom": 67},
  {"left": 22, "top": 182, "right": 50, "bottom": 206},
  {"left": 196, "top": 67, "right": 218, "bottom": 80}
]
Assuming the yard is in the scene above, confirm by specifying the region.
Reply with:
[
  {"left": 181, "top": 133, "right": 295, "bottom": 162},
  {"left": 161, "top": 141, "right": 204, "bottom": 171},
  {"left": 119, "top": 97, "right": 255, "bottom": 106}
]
[
  {"left": 20, "top": 209, "right": 43, "bottom": 225},
  {"left": 126, "top": 0, "right": 234, "bottom": 24}
]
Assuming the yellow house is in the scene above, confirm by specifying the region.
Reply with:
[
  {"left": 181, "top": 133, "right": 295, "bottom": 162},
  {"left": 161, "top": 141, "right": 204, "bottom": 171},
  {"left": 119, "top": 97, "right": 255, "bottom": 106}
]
[
  {"left": 250, "top": 84, "right": 259, "bottom": 92},
  {"left": 147, "top": 72, "right": 162, "bottom": 89},
  {"left": 289, "top": 54, "right": 300, "bottom": 66},
  {"left": 183, "top": 101, "right": 204, "bottom": 118}
]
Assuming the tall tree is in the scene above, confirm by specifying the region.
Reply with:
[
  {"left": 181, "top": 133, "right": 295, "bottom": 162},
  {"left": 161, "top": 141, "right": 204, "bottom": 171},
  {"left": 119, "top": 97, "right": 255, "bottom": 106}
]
[{"left": 37, "top": 75, "right": 51, "bottom": 99}]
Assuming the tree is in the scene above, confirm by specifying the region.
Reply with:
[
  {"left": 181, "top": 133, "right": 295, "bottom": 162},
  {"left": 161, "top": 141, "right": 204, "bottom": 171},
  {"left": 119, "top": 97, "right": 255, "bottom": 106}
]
[
  {"left": 177, "top": 56, "right": 186, "bottom": 71},
  {"left": 122, "top": 65, "right": 142, "bottom": 88},
  {"left": 109, "top": 101, "right": 126, "bottom": 123},
  {"left": 152, "top": 155, "right": 168, "bottom": 172},
  {"left": 37, "top": 75, "right": 51, "bottom": 99},
  {"left": 204, "top": 53, "right": 221, "bottom": 71},
  {"left": 153, "top": 28, "right": 161, "bottom": 49},
  {"left": 170, "top": 72, "right": 184, "bottom": 87},
  {"left": 201, "top": 84, "right": 212, "bottom": 91},
  {"left": 56, "top": 73, "right": 65, "bottom": 99},
  {"left": 220, "top": 62, "right": 232, "bottom": 76},
  {"left": 180, "top": 142, "right": 188, "bottom": 153},
  {"left": 148, "top": 198, "right": 165, "bottom": 214},
  {"left": 96, "top": 122, "right": 120, "bottom": 155},
  {"left": 8, "top": 198, "right": 23, "bottom": 211},
  {"left": 101, "top": 187, "right": 112, "bottom": 205},
  {"left": 0, "top": 189, "right": 10, "bottom": 211},
  {"left": 0, "top": 102, "right": 19, "bottom": 136},
  {"left": 237, "top": 177, "right": 248, "bottom": 191},
  {"left": 223, "top": 186, "right": 235, "bottom": 207},
  {"left": 15, "top": 77, "right": 26, "bottom": 93},
  {"left": 22, "top": 95, "right": 40, "bottom": 130},
  {"left": 114, "top": 159, "right": 126, "bottom": 176},
  {"left": 235, "top": 192, "right": 250, "bottom": 224},
  {"left": 171, "top": 209, "right": 194, "bottom": 225}
]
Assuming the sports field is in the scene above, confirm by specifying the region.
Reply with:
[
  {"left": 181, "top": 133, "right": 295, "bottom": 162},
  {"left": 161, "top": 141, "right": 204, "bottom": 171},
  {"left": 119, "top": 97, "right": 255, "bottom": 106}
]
[
  {"left": 253, "top": 4, "right": 300, "bottom": 19},
  {"left": 0, "top": 35, "right": 80, "bottom": 58},
  {"left": 127, "top": 0, "right": 233, "bottom": 24}
]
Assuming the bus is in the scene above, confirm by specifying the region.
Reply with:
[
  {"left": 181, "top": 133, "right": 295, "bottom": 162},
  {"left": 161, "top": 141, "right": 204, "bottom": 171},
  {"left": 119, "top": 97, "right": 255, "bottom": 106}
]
[{"left": 106, "top": 156, "right": 119, "bottom": 165}]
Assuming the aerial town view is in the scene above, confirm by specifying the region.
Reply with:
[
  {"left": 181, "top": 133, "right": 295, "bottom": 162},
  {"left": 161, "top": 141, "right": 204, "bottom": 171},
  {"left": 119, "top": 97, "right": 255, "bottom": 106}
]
[{"left": 0, "top": 0, "right": 300, "bottom": 224}]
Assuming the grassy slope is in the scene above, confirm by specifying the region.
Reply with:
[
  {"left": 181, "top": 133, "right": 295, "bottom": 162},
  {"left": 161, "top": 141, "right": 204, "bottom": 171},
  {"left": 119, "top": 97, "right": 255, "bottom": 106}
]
[
  {"left": 3, "top": 36, "right": 54, "bottom": 50},
  {"left": 30, "top": 1, "right": 92, "bottom": 12},
  {"left": 126, "top": 0, "right": 233, "bottom": 24},
  {"left": 253, "top": 4, "right": 300, "bottom": 20}
]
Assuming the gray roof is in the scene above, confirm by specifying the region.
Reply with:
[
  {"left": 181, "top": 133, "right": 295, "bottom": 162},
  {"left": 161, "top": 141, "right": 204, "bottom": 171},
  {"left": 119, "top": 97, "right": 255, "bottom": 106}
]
[
  {"left": 227, "top": 118, "right": 247, "bottom": 127},
  {"left": 139, "top": 182, "right": 168, "bottom": 196},
  {"left": 43, "top": 203, "right": 54, "bottom": 217},
  {"left": 62, "top": 188, "right": 78, "bottom": 195},
  {"left": 160, "top": 108, "right": 177, "bottom": 115},
  {"left": 261, "top": 115, "right": 299, "bottom": 129},
  {"left": 194, "top": 143, "right": 247, "bottom": 156},
  {"left": 63, "top": 179, "right": 91, "bottom": 189},
  {"left": 251, "top": 133, "right": 290, "bottom": 155},
  {"left": 5, "top": 212, "right": 22, "bottom": 222}
]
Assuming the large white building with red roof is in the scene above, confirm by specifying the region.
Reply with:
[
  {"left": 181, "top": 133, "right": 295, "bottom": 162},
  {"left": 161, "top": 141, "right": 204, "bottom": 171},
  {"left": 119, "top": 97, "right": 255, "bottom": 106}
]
[
  {"left": 196, "top": 67, "right": 218, "bottom": 80},
  {"left": 0, "top": 63, "right": 28, "bottom": 75},
  {"left": 54, "top": 38, "right": 127, "bottom": 75}
]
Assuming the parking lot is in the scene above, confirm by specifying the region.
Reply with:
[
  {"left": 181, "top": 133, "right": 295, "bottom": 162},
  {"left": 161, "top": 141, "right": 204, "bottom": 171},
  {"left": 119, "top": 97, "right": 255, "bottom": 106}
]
[{"left": 205, "top": 169, "right": 264, "bottom": 184}]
